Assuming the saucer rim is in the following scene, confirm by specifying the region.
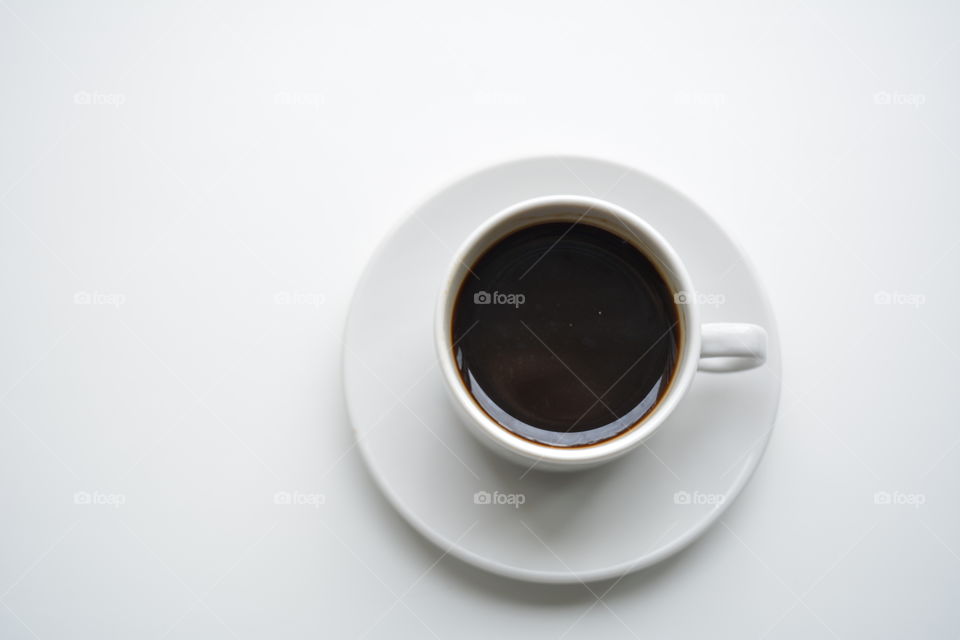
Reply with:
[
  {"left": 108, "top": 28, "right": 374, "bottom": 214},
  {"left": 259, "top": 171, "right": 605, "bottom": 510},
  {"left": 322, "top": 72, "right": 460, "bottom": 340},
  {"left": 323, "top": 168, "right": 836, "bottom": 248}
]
[{"left": 342, "top": 153, "right": 781, "bottom": 584}]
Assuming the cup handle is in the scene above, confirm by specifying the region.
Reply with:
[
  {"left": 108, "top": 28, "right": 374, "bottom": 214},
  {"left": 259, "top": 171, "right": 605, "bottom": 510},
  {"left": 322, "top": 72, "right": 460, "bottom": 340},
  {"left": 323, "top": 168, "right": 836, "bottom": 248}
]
[{"left": 698, "top": 323, "right": 767, "bottom": 372}]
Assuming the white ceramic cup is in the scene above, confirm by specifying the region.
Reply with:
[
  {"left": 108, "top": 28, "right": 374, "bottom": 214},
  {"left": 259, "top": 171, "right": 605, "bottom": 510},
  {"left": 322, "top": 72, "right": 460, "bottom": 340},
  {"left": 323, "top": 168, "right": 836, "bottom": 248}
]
[{"left": 435, "top": 195, "right": 767, "bottom": 471}]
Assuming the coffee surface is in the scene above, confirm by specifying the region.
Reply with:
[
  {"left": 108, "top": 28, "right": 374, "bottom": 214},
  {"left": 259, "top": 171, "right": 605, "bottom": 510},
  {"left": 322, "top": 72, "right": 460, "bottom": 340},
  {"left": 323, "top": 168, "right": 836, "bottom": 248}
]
[{"left": 452, "top": 222, "right": 680, "bottom": 447}]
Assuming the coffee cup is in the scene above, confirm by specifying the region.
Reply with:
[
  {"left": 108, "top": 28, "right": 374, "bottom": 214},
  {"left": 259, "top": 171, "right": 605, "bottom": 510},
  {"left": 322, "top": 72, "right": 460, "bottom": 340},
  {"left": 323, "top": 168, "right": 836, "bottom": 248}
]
[{"left": 435, "top": 195, "right": 766, "bottom": 471}]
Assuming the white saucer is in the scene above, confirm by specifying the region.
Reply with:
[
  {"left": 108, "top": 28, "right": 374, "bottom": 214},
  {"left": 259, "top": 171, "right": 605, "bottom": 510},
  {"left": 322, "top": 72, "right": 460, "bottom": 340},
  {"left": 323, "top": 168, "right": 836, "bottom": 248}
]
[{"left": 343, "top": 156, "right": 781, "bottom": 584}]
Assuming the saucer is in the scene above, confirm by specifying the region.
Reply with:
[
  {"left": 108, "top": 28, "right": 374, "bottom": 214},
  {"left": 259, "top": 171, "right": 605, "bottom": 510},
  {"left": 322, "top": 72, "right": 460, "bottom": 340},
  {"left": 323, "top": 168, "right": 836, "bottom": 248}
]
[{"left": 342, "top": 156, "right": 781, "bottom": 584}]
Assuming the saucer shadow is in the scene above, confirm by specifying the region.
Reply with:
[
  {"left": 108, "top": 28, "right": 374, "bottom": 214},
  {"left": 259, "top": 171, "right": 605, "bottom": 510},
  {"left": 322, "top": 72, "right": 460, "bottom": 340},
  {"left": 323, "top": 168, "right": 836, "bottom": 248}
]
[{"left": 351, "top": 428, "right": 728, "bottom": 607}]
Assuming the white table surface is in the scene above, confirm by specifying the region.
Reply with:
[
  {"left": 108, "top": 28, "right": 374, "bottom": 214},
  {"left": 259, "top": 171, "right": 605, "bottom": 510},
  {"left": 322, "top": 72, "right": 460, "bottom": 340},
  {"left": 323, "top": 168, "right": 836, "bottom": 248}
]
[{"left": 2, "top": 1, "right": 958, "bottom": 638}]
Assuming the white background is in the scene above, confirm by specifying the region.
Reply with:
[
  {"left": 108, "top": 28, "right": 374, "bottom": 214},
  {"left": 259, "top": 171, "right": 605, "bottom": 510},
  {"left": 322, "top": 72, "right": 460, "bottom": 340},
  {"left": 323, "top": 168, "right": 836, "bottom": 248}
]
[{"left": 1, "top": 1, "right": 958, "bottom": 638}]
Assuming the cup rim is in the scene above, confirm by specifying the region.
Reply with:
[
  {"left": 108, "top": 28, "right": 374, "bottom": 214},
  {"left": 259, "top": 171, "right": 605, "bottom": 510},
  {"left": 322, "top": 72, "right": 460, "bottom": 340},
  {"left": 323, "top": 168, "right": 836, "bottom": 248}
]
[{"left": 435, "top": 195, "right": 702, "bottom": 466}]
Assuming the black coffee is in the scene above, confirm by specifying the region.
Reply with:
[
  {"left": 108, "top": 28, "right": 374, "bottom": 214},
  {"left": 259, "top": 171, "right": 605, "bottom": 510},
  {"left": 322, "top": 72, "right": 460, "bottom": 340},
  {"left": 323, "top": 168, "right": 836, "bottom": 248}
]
[{"left": 451, "top": 222, "right": 680, "bottom": 447}]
